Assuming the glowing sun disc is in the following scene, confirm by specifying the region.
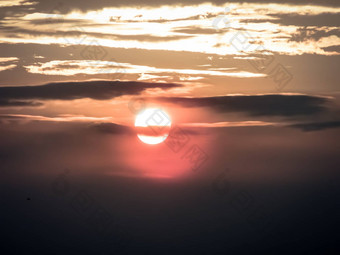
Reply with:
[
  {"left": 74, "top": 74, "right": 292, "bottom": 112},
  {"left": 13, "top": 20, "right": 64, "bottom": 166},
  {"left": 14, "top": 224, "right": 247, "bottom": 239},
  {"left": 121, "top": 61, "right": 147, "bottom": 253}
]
[{"left": 135, "top": 108, "right": 171, "bottom": 145}]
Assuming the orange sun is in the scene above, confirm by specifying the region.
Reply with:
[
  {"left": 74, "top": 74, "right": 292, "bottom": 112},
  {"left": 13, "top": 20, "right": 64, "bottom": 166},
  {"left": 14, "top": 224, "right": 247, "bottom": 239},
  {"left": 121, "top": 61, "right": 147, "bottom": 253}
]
[{"left": 134, "top": 108, "right": 171, "bottom": 145}]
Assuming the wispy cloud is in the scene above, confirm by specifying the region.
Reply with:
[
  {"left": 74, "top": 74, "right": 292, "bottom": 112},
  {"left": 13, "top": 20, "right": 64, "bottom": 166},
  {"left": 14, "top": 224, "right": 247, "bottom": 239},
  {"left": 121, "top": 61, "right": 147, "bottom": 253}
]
[
  {"left": 24, "top": 59, "right": 265, "bottom": 78},
  {"left": 0, "top": 64, "right": 16, "bottom": 72},
  {"left": 0, "top": 0, "right": 36, "bottom": 7},
  {"left": 181, "top": 120, "right": 278, "bottom": 128},
  {"left": 0, "top": 57, "right": 18, "bottom": 72}
]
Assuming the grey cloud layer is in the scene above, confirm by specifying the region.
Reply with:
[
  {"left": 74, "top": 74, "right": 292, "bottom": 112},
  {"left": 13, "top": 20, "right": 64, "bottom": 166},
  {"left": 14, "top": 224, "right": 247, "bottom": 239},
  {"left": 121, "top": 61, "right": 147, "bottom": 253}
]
[
  {"left": 155, "top": 94, "right": 330, "bottom": 116},
  {"left": 289, "top": 120, "right": 340, "bottom": 131},
  {"left": 0, "top": 80, "right": 332, "bottom": 118},
  {"left": 0, "top": 80, "right": 181, "bottom": 106},
  {"left": 241, "top": 13, "right": 340, "bottom": 27}
]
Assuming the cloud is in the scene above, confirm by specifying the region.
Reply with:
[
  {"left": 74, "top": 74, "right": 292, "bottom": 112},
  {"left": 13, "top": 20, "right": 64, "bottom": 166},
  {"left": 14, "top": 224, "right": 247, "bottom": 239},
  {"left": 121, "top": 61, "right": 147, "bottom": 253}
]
[
  {"left": 0, "top": 0, "right": 35, "bottom": 8},
  {"left": 0, "top": 114, "right": 134, "bottom": 137},
  {"left": 27, "top": 0, "right": 340, "bottom": 14},
  {"left": 269, "top": 13, "right": 340, "bottom": 27},
  {"left": 0, "top": 25, "right": 193, "bottom": 42},
  {"left": 241, "top": 13, "right": 340, "bottom": 27},
  {"left": 0, "top": 64, "right": 16, "bottom": 72},
  {"left": 0, "top": 114, "right": 113, "bottom": 123},
  {"left": 108, "top": 13, "right": 217, "bottom": 24},
  {"left": 172, "top": 26, "right": 224, "bottom": 35},
  {"left": 154, "top": 94, "right": 330, "bottom": 116},
  {"left": 91, "top": 122, "right": 133, "bottom": 135},
  {"left": 0, "top": 80, "right": 181, "bottom": 102},
  {"left": 181, "top": 120, "right": 278, "bottom": 128},
  {"left": 0, "top": 57, "right": 18, "bottom": 72},
  {"left": 0, "top": 100, "right": 43, "bottom": 107},
  {"left": 289, "top": 27, "right": 340, "bottom": 42},
  {"left": 322, "top": 45, "right": 340, "bottom": 53},
  {"left": 289, "top": 120, "right": 340, "bottom": 131},
  {"left": 2, "top": 3, "right": 339, "bottom": 57},
  {"left": 0, "top": 57, "right": 18, "bottom": 62},
  {"left": 24, "top": 60, "right": 264, "bottom": 78}
]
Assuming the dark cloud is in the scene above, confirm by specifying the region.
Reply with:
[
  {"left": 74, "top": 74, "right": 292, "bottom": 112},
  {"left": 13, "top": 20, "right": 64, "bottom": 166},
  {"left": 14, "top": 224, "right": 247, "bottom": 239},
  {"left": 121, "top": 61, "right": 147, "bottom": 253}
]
[
  {"left": 0, "top": 99, "right": 43, "bottom": 107},
  {"left": 0, "top": 3, "right": 33, "bottom": 20},
  {"left": 289, "top": 27, "right": 340, "bottom": 42},
  {"left": 289, "top": 120, "right": 340, "bottom": 131},
  {"left": 272, "top": 13, "right": 340, "bottom": 27},
  {"left": 241, "top": 13, "right": 340, "bottom": 27},
  {"left": 0, "top": 80, "right": 181, "bottom": 102},
  {"left": 322, "top": 45, "right": 340, "bottom": 53},
  {"left": 93, "top": 122, "right": 198, "bottom": 137},
  {"left": 172, "top": 26, "right": 223, "bottom": 35},
  {"left": 0, "top": 26, "right": 192, "bottom": 42},
  {"left": 91, "top": 122, "right": 133, "bottom": 135},
  {"left": 155, "top": 94, "right": 330, "bottom": 116},
  {"left": 29, "top": 18, "right": 86, "bottom": 26}
]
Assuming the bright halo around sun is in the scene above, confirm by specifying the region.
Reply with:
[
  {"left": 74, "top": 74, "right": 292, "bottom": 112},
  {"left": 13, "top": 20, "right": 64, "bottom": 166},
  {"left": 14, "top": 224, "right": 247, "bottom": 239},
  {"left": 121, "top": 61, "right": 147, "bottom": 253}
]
[{"left": 134, "top": 108, "right": 171, "bottom": 145}]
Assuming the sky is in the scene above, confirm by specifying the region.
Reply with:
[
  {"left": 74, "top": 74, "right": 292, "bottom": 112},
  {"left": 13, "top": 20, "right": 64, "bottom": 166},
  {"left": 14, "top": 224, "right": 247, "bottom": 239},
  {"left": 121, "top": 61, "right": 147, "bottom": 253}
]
[{"left": 1, "top": 0, "right": 340, "bottom": 254}]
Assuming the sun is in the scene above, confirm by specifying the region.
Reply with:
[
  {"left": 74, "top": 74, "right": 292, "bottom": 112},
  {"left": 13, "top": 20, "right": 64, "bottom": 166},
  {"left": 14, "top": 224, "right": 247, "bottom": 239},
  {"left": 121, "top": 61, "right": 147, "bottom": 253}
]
[{"left": 134, "top": 108, "right": 171, "bottom": 145}]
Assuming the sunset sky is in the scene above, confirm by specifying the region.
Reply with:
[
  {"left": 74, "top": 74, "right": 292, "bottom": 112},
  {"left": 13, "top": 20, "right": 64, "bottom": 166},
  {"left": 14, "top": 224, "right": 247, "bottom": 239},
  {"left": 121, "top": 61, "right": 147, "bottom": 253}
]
[{"left": 1, "top": 0, "right": 340, "bottom": 254}]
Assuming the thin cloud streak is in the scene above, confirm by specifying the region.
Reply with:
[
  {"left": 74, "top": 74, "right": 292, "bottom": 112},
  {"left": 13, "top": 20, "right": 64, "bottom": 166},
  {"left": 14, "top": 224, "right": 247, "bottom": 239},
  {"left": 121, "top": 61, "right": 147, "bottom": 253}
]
[
  {"left": 181, "top": 120, "right": 279, "bottom": 128},
  {"left": 24, "top": 60, "right": 265, "bottom": 78},
  {"left": 0, "top": 113, "right": 113, "bottom": 123}
]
